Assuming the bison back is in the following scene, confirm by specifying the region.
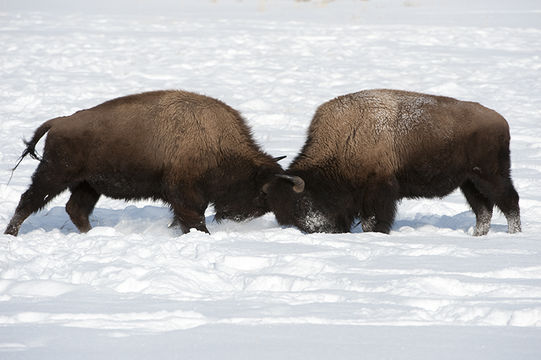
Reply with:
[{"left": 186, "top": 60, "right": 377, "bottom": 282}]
[{"left": 291, "top": 89, "right": 510, "bottom": 184}]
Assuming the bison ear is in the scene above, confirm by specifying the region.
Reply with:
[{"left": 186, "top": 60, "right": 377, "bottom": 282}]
[
  {"left": 274, "top": 155, "right": 287, "bottom": 162},
  {"left": 276, "top": 174, "right": 305, "bottom": 193},
  {"left": 262, "top": 182, "right": 271, "bottom": 194}
]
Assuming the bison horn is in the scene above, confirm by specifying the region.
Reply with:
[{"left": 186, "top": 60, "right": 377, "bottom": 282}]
[
  {"left": 274, "top": 156, "right": 287, "bottom": 162},
  {"left": 276, "top": 174, "right": 305, "bottom": 193}
]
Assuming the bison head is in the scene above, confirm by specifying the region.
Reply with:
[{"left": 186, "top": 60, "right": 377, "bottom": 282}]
[
  {"left": 213, "top": 184, "right": 269, "bottom": 223},
  {"left": 265, "top": 174, "right": 353, "bottom": 233},
  {"left": 213, "top": 158, "right": 286, "bottom": 223}
]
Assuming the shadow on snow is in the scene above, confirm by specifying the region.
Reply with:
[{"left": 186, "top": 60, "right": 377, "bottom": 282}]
[{"left": 14, "top": 206, "right": 509, "bottom": 236}]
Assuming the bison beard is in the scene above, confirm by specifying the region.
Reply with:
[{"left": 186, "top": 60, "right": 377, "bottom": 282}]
[
  {"left": 4, "top": 90, "right": 284, "bottom": 236},
  {"left": 265, "top": 89, "right": 522, "bottom": 236}
]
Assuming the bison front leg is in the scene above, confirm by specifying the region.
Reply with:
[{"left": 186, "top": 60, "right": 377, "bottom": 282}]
[
  {"left": 172, "top": 207, "right": 209, "bottom": 234},
  {"left": 167, "top": 189, "right": 209, "bottom": 234},
  {"left": 362, "top": 179, "right": 398, "bottom": 234},
  {"left": 372, "top": 201, "right": 397, "bottom": 234},
  {"left": 360, "top": 215, "right": 377, "bottom": 232}
]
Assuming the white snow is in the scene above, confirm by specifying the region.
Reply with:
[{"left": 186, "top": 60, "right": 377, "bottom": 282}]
[{"left": 1, "top": 0, "right": 541, "bottom": 358}]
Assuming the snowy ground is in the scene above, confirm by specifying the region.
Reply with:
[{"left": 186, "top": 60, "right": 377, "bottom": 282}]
[{"left": 1, "top": 0, "right": 541, "bottom": 358}]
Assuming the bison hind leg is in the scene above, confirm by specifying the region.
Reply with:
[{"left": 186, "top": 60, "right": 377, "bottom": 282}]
[
  {"left": 461, "top": 180, "right": 494, "bottom": 236},
  {"left": 4, "top": 163, "right": 68, "bottom": 236},
  {"left": 467, "top": 173, "right": 521, "bottom": 235},
  {"left": 495, "top": 179, "right": 521, "bottom": 234},
  {"left": 66, "top": 182, "right": 100, "bottom": 233},
  {"left": 505, "top": 209, "right": 521, "bottom": 234}
]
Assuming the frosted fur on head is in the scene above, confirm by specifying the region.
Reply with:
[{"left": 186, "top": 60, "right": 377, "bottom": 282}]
[{"left": 298, "top": 198, "right": 333, "bottom": 233}]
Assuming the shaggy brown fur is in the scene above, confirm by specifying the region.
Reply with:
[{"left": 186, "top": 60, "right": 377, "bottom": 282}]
[
  {"left": 266, "top": 89, "right": 521, "bottom": 236},
  {"left": 5, "top": 90, "right": 283, "bottom": 236}
]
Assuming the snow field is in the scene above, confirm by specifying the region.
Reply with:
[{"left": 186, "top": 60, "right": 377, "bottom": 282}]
[{"left": 2, "top": 212, "right": 541, "bottom": 331}]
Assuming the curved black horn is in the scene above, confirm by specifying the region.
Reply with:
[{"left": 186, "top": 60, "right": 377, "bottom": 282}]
[
  {"left": 276, "top": 174, "right": 305, "bottom": 193},
  {"left": 274, "top": 155, "right": 287, "bottom": 162}
]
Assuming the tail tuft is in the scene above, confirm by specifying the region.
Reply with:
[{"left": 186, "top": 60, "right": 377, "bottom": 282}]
[
  {"left": 21, "top": 138, "right": 42, "bottom": 161},
  {"left": 7, "top": 118, "right": 56, "bottom": 183}
]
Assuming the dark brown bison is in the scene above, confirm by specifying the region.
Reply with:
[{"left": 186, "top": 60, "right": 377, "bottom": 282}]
[
  {"left": 5, "top": 90, "right": 284, "bottom": 236},
  {"left": 265, "top": 89, "right": 521, "bottom": 236}
]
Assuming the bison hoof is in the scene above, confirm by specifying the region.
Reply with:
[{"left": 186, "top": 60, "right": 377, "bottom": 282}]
[
  {"left": 473, "top": 225, "right": 490, "bottom": 236},
  {"left": 507, "top": 214, "right": 521, "bottom": 234},
  {"left": 508, "top": 223, "right": 522, "bottom": 234},
  {"left": 4, "top": 224, "right": 19, "bottom": 236}
]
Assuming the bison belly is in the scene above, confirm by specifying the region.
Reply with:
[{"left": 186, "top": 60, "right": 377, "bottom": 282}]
[
  {"left": 395, "top": 142, "right": 470, "bottom": 199},
  {"left": 86, "top": 169, "right": 163, "bottom": 201}
]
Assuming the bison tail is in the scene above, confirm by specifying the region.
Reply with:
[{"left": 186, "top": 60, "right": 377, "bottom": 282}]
[{"left": 9, "top": 118, "right": 57, "bottom": 176}]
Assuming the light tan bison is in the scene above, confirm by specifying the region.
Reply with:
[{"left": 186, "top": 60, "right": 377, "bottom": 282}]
[{"left": 265, "top": 89, "right": 521, "bottom": 236}]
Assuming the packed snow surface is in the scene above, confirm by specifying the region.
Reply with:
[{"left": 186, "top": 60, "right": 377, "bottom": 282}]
[{"left": 1, "top": 0, "right": 541, "bottom": 358}]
